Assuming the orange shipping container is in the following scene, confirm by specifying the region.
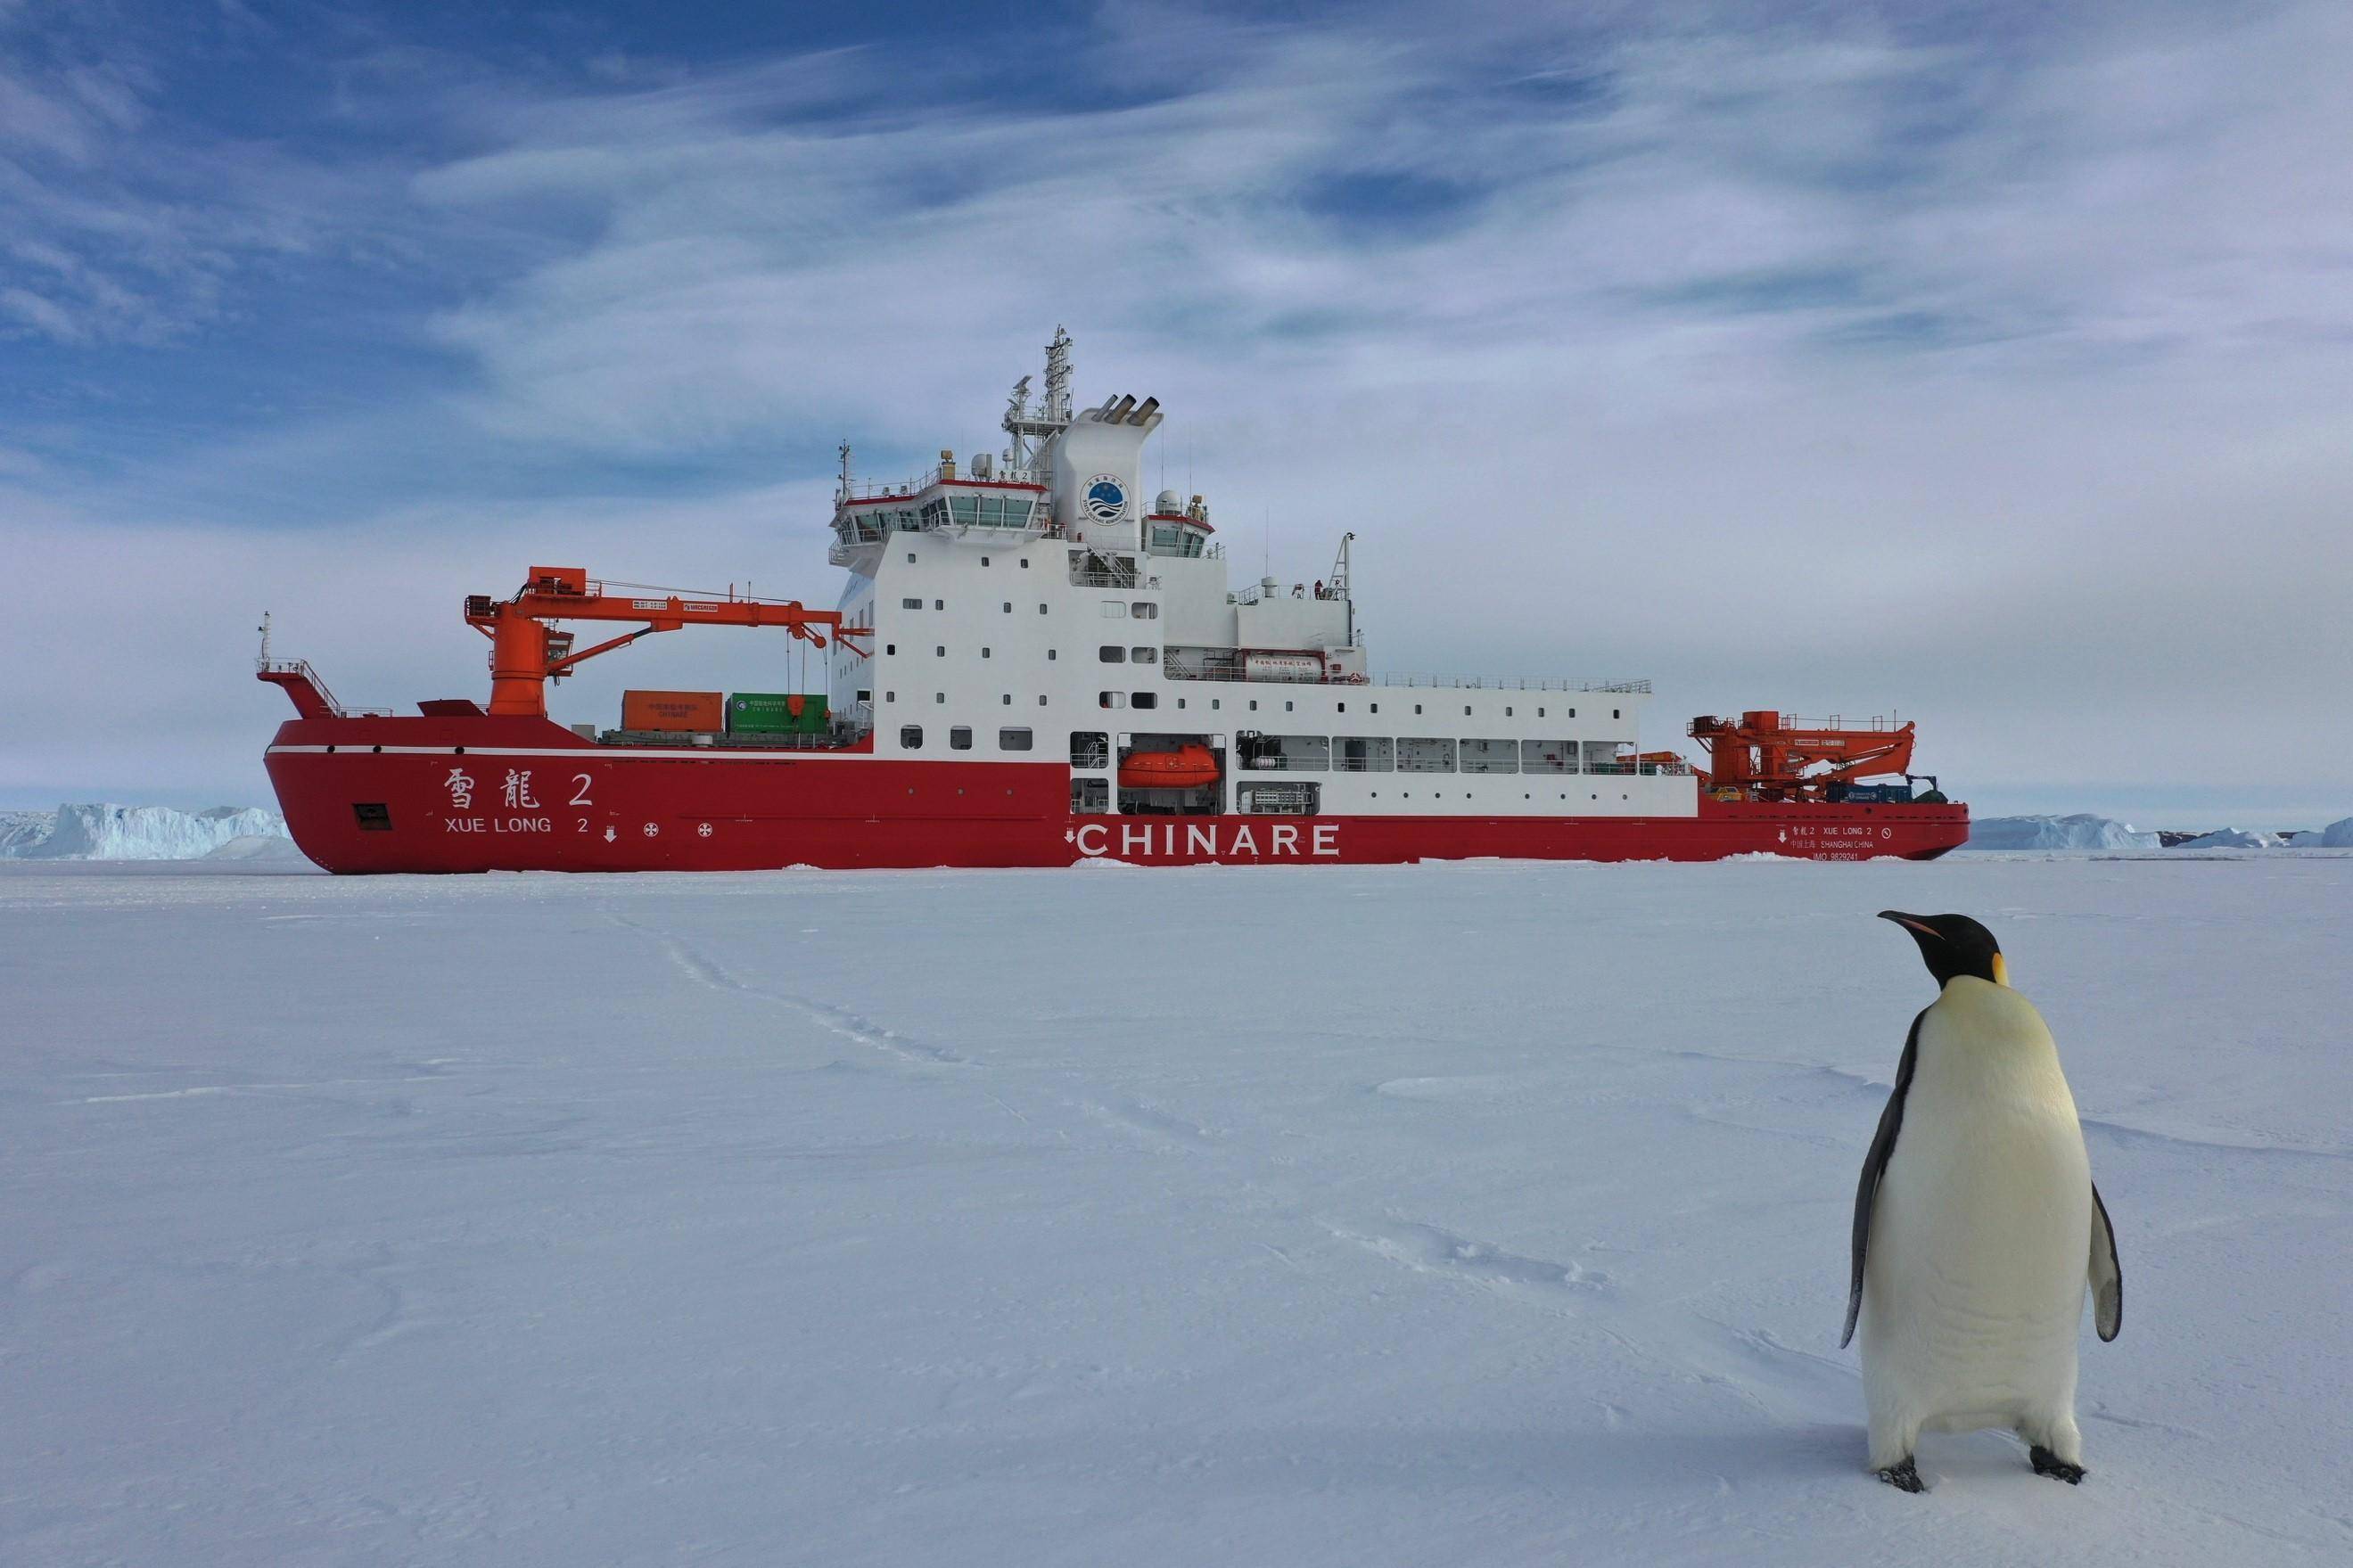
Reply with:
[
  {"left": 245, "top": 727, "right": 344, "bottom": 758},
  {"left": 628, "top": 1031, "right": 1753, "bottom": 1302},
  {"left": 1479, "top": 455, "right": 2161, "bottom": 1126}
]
[{"left": 621, "top": 689, "right": 725, "bottom": 733}]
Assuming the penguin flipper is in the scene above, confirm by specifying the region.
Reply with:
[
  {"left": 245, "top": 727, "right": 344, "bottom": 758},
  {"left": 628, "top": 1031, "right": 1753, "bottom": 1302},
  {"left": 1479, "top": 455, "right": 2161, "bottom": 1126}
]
[
  {"left": 2088, "top": 1180, "right": 2123, "bottom": 1342},
  {"left": 1842, "top": 1009, "right": 1924, "bottom": 1349}
]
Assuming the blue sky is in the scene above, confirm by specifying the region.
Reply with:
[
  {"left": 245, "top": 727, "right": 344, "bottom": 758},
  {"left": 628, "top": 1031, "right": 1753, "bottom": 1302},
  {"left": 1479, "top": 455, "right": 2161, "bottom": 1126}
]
[{"left": 4, "top": 0, "right": 2349, "bottom": 825}]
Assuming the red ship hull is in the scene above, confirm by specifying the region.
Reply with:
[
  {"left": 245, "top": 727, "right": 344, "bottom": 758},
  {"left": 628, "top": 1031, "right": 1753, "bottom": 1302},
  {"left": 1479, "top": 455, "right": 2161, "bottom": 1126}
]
[{"left": 264, "top": 713, "right": 1969, "bottom": 873}]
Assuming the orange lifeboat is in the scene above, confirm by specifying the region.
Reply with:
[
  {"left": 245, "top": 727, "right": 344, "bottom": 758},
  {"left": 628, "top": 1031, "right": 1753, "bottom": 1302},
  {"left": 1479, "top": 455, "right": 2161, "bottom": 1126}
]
[{"left": 1117, "top": 743, "right": 1221, "bottom": 790}]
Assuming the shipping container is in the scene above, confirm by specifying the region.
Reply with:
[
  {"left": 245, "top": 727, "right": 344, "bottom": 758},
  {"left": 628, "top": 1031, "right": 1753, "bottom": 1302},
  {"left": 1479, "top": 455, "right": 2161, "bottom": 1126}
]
[
  {"left": 621, "top": 689, "right": 725, "bottom": 733},
  {"left": 728, "top": 693, "right": 829, "bottom": 734}
]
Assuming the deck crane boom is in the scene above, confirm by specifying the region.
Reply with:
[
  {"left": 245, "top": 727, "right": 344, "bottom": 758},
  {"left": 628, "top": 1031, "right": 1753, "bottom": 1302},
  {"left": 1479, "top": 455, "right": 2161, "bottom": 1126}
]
[
  {"left": 1687, "top": 710, "right": 1918, "bottom": 802},
  {"left": 465, "top": 566, "right": 868, "bottom": 718}
]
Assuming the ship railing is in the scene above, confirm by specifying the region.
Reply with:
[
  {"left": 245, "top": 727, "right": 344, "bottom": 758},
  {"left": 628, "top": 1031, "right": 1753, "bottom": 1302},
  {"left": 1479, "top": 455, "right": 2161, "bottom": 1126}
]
[
  {"left": 1070, "top": 568, "right": 1159, "bottom": 589},
  {"left": 597, "top": 729, "right": 850, "bottom": 750},
  {"left": 1162, "top": 661, "right": 1650, "bottom": 694},
  {"left": 255, "top": 658, "right": 396, "bottom": 717},
  {"left": 1368, "top": 674, "right": 1652, "bottom": 694},
  {"left": 836, "top": 465, "right": 1051, "bottom": 502}
]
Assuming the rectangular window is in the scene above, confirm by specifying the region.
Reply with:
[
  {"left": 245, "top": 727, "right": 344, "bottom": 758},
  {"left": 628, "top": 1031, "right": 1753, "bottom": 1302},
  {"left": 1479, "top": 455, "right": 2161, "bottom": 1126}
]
[
  {"left": 1071, "top": 777, "right": 1110, "bottom": 814},
  {"left": 1000, "top": 727, "right": 1033, "bottom": 751},
  {"left": 1461, "top": 739, "right": 1519, "bottom": 775},
  {"left": 1335, "top": 736, "right": 1394, "bottom": 772},
  {"left": 901, "top": 597, "right": 922, "bottom": 610},
  {"left": 950, "top": 727, "right": 973, "bottom": 751},
  {"left": 1102, "top": 601, "right": 1125, "bottom": 619},
  {"left": 1238, "top": 782, "right": 1320, "bottom": 816},
  {"left": 1522, "top": 739, "right": 1577, "bottom": 775},
  {"left": 1397, "top": 737, "right": 1456, "bottom": 773},
  {"left": 1098, "top": 645, "right": 1127, "bottom": 662},
  {"left": 1131, "top": 692, "right": 1158, "bottom": 710},
  {"left": 1131, "top": 603, "right": 1158, "bottom": 620},
  {"left": 934, "top": 599, "right": 944, "bottom": 611},
  {"left": 1130, "top": 646, "right": 1158, "bottom": 664},
  {"left": 1258, "top": 735, "right": 1329, "bottom": 771},
  {"left": 1098, "top": 692, "right": 1126, "bottom": 709},
  {"left": 353, "top": 802, "right": 392, "bottom": 832},
  {"left": 901, "top": 726, "right": 923, "bottom": 749}
]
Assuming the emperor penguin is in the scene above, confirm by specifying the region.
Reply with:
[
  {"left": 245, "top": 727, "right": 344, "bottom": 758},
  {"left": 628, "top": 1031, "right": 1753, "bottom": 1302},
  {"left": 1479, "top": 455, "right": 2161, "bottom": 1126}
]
[{"left": 1843, "top": 912, "right": 2124, "bottom": 1493}]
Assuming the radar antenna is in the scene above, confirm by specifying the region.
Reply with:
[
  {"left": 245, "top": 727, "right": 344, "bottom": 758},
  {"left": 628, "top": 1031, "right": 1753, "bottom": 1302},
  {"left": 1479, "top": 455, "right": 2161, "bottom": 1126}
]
[
  {"left": 836, "top": 439, "right": 853, "bottom": 502},
  {"left": 1002, "top": 375, "right": 1033, "bottom": 468}
]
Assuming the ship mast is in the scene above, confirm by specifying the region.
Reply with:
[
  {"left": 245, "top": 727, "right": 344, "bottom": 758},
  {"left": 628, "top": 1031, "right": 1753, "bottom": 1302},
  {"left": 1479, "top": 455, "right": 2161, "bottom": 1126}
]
[{"left": 1002, "top": 325, "right": 1074, "bottom": 473}]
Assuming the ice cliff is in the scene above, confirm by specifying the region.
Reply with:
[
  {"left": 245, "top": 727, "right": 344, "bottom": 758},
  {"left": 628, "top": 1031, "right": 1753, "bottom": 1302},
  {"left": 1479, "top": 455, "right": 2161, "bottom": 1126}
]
[
  {"left": 1961, "top": 813, "right": 2160, "bottom": 851},
  {"left": 0, "top": 804, "right": 292, "bottom": 860}
]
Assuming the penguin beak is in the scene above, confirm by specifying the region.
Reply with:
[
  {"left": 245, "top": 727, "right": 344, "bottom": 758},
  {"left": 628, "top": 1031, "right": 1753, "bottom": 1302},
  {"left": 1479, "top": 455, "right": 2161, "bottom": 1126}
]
[{"left": 1877, "top": 910, "right": 1940, "bottom": 940}]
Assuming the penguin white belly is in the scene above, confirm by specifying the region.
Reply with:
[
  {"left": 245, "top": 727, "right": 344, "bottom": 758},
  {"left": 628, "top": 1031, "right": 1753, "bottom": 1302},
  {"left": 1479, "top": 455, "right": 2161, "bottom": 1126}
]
[{"left": 1859, "top": 984, "right": 2093, "bottom": 1464}]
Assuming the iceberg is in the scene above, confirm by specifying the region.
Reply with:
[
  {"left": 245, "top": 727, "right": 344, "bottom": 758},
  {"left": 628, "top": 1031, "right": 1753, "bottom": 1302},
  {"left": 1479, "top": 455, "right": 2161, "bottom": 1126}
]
[
  {"left": 2172, "top": 827, "right": 2283, "bottom": 850},
  {"left": 2318, "top": 817, "right": 2353, "bottom": 848},
  {"left": 0, "top": 803, "right": 292, "bottom": 861},
  {"left": 1960, "top": 813, "right": 2160, "bottom": 851}
]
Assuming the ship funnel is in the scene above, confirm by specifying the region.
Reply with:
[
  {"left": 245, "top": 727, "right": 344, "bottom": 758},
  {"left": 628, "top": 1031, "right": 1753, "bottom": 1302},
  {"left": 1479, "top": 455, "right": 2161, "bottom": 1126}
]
[
  {"left": 1104, "top": 393, "right": 1137, "bottom": 423},
  {"left": 1128, "top": 396, "right": 1159, "bottom": 426}
]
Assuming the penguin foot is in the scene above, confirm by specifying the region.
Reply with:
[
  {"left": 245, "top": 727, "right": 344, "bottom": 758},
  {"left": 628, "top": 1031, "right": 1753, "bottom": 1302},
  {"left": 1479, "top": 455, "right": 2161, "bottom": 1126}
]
[
  {"left": 2029, "top": 1447, "right": 2086, "bottom": 1485},
  {"left": 1877, "top": 1457, "right": 1924, "bottom": 1493}
]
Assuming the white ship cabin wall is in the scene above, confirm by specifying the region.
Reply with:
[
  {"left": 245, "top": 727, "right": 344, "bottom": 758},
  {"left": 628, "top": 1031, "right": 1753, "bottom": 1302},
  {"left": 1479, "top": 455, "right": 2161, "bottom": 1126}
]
[{"left": 825, "top": 368, "right": 1696, "bottom": 823}]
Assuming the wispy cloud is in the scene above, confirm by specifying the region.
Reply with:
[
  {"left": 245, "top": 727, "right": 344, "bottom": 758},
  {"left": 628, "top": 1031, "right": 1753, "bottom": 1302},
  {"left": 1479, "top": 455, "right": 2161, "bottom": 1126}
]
[{"left": 4, "top": 0, "right": 2349, "bottom": 820}]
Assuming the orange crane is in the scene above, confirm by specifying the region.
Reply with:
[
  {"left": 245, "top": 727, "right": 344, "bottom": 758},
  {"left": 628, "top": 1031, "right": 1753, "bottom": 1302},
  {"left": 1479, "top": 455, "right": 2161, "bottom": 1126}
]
[
  {"left": 465, "top": 566, "right": 868, "bottom": 718},
  {"left": 1687, "top": 710, "right": 1918, "bottom": 802}
]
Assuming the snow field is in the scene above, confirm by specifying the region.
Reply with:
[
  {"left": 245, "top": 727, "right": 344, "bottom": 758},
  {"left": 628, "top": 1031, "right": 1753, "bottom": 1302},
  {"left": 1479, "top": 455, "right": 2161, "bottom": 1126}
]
[{"left": 2, "top": 856, "right": 2347, "bottom": 1566}]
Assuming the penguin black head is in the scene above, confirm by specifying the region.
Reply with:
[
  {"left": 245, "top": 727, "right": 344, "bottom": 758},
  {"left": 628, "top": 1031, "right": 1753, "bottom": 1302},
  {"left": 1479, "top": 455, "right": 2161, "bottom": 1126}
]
[{"left": 1878, "top": 911, "right": 2008, "bottom": 988}]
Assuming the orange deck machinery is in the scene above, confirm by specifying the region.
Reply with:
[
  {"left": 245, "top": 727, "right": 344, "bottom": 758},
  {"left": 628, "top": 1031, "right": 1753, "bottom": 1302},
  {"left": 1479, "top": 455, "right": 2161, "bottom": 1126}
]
[
  {"left": 1688, "top": 710, "right": 1925, "bottom": 803},
  {"left": 464, "top": 567, "right": 868, "bottom": 718}
]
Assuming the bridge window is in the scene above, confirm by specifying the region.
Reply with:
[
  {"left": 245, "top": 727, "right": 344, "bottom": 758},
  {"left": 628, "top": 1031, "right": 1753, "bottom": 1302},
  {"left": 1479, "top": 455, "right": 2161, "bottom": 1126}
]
[
  {"left": 1000, "top": 727, "right": 1033, "bottom": 751},
  {"left": 901, "top": 726, "right": 923, "bottom": 749}
]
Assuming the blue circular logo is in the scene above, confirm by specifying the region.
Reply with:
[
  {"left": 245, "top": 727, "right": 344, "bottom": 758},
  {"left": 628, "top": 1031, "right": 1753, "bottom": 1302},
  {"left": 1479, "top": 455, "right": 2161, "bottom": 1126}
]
[{"left": 1083, "top": 475, "right": 1128, "bottom": 524}]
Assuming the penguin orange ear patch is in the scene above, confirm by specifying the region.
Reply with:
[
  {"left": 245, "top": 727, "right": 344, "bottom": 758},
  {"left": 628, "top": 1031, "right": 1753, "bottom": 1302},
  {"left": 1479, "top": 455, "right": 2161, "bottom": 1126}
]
[{"left": 1992, "top": 953, "right": 2010, "bottom": 986}]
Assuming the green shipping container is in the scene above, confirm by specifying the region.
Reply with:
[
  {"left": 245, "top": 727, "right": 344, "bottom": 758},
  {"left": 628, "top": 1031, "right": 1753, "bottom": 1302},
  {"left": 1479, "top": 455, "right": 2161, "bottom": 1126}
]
[{"left": 728, "top": 693, "right": 830, "bottom": 734}]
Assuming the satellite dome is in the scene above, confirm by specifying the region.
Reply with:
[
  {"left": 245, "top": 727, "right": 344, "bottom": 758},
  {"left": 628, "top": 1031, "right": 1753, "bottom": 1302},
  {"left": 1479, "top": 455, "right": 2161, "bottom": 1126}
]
[{"left": 1154, "top": 488, "right": 1183, "bottom": 515}]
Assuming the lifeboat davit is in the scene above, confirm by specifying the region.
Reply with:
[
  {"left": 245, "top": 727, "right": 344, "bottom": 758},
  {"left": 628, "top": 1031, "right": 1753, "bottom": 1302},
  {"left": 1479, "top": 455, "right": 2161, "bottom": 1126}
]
[{"left": 1117, "top": 743, "right": 1221, "bottom": 790}]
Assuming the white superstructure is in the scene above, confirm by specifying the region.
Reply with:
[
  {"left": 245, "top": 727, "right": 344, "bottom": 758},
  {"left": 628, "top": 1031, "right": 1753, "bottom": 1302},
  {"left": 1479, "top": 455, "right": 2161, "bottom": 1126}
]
[{"left": 826, "top": 330, "right": 1697, "bottom": 822}]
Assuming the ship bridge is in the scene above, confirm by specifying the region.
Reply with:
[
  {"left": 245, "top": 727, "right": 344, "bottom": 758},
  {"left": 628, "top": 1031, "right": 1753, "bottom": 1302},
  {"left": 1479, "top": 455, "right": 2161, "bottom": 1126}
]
[{"left": 829, "top": 451, "right": 1051, "bottom": 571}]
